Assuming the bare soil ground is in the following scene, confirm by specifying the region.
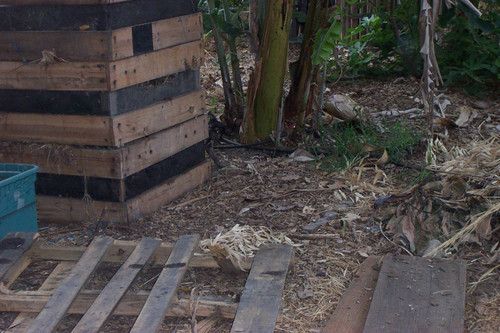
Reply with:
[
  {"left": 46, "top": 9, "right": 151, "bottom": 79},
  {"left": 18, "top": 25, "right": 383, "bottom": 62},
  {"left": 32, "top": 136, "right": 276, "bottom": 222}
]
[{"left": 1, "top": 39, "right": 498, "bottom": 332}]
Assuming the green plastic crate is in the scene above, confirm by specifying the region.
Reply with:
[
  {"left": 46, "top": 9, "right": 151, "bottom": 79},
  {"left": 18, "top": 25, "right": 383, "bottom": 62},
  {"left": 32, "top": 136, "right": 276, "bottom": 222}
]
[{"left": 0, "top": 163, "right": 38, "bottom": 239}]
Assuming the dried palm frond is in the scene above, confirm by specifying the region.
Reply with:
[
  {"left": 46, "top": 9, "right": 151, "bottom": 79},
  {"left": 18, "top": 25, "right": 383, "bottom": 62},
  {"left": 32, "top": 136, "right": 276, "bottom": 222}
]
[{"left": 199, "top": 224, "right": 301, "bottom": 271}]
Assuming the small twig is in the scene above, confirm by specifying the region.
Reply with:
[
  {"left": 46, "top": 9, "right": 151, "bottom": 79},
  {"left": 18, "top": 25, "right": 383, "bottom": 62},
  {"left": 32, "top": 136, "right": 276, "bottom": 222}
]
[
  {"left": 378, "top": 222, "right": 413, "bottom": 256},
  {"left": 169, "top": 195, "right": 212, "bottom": 210},
  {"left": 260, "top": 208, "right": 273, "bottom": 229},
  {"left": 190, "top": 287, "right": 200, "bottom": 333},
  {"left": 289, "top": 233, "right": 340, "bottom": 240},
  {"left": 87, "top": 209, "right": 106, "bottom": 246},
  {"left": 43, "top": 227, "right": 86, "bottom": 237}
]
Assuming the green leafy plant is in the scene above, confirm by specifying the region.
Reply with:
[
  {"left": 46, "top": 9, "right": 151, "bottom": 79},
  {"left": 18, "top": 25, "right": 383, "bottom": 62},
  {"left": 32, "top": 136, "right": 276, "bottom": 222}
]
[
  {"left": 436, "top": 0, "right": 499, "bottom": 96},
  {"left": 310, "top": 118, "right": 420, "bottom": 171}
]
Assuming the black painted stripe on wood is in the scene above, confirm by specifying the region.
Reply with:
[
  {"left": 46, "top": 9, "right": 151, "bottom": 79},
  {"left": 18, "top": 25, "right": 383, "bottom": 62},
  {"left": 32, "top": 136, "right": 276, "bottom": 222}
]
[
  {"left": 0, "top": 0, "right": 198, "bottom": 31},
  {"left": 0, "top": 70, "right": 200, "bottom": 116},
  {"left": 35, "top": 142, "right": 206, "bottom": 201},
  {"left": 132, "top": 23, "right": 154, "bottom": 55}
]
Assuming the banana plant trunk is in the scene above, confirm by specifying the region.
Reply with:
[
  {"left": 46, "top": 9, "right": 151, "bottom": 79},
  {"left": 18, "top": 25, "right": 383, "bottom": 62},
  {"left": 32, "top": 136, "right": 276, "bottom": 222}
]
[
  {"left": 240, "top": 0, "right": 293, "bottom": 143},
  {"left": 284, "top": 0, "right": 329, "bottom": 125}
]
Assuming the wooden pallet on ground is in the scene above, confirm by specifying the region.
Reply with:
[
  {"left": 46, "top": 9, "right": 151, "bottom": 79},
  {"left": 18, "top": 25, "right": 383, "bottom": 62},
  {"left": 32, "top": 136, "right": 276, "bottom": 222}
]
[
  {"left": 322, "top": 255, "right": 467, "bottom": 333},
  {"left": 0, "top": 232, "right": 294, "bottom": 333}
]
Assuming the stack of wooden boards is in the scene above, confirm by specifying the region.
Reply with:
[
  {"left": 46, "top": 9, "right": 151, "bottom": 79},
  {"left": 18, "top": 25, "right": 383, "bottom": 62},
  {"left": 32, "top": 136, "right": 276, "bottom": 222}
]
[
  {"left": 0, "top": 232, "right": 294, "bottom": 332},
  {"left": 0, "top": 0, "right": 210, "bottom": 224},
  {"left": 322, "top": 255, "right": 467, "bottom": 333}
]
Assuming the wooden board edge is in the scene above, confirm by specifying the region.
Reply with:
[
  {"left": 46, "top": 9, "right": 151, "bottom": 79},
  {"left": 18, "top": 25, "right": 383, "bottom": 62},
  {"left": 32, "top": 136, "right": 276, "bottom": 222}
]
[{"left": 126, "top": 160, "right": 211, "bottom": 222}]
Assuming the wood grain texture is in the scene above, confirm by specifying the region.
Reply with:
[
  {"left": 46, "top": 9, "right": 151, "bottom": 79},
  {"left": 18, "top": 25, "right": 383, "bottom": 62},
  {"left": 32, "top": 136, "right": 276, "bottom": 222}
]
[
  {"left": 230, "top": 244, "right": 293, "bottom": 333},
  {"left": 109, "top": 40, "right": 202, "bottom": 90},
  {"left": 130, "top": 234, "right": 200, "bottom": 333},
  {"left": 0, "top": 42, "right": 201, "bottom": 91},
  {"left": 27, "top": 239, "right": 219, "bottom": 268},
  {"left": 362, "top": 255, "right": 466, "bottom": 333},
  {"left": 0, "top": 115, "right": 208, "bottom": 181},
  {"left": 0, "top": 70, "right": 200, "bottom": 116},
  {"left": 26, "top": 236, "right": 113, "bottom": 333},
  {"left": 72, "top": 237, "right": 160, "bottom": 333},
  {"left": 0, "top": 90, "right": 204, "bottom": 147},
  {"left": 126, "top": 160, "right": 211, "bottom": 222},
  {"left": 322, "top": 256, "right": 382, "bottom": 333},
  {"left": 0, "top": 232, "right": 37, "bottom": 280},
  {"left": 152, "top": 13, "right": 203, "bottom": 50},
  {"left": 0, "top": 291, "right": 238, "bottom": 319},
  {"left": 8, "top": 261, "right": 75, "bottom": 333},
  {"left": 36, "top": 160, "right": 210, "bottom": 224},
  {"left": 0, "top": 1, "right": 129, "bottom": 4}
]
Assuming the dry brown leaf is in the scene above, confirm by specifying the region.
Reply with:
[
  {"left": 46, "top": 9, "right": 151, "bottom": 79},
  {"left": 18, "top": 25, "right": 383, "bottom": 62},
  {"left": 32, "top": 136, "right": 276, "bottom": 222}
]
[
  {"left": 455, "top": 105, "right": 478, "bottom": 127},
  {"left": 401, "top": 214, "right": 416, "bottom": 251}
]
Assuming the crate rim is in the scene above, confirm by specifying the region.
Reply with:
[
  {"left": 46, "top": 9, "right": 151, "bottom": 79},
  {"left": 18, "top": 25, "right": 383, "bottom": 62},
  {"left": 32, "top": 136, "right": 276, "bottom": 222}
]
[{"left": 0, "top": 163, "right": 38, "bottom": 187}]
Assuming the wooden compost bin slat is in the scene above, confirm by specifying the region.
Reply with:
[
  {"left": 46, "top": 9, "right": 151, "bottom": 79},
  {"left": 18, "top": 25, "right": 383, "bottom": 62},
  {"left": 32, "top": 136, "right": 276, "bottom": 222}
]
[
  {"left": 0, "top": 41, "right": 202, "bottom": 91},
  {"left": 0, "top": 90, "right": 205, "bottom": 146},
  {"left": 36, "top": 160, "right": 211, "bottom": 224},
  {"left": 0, "top": 13, "right": 202, "bottom": 61}
]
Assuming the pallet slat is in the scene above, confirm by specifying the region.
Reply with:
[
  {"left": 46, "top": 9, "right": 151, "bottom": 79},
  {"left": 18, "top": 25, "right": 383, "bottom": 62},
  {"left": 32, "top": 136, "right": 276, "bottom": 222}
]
[
  {"left": 9, "top": 261, "right": 75, "bottom": 333},
  {"left": 0, "top": 232, "right": 37, "bottom": 280},
  {"left": 230, "top": 244, "right": 293, "bottom": 333},
  {"left": 362, "top": 255, "right": 466, "bottom": 333},
  {"left": 322, "top": 256, "right": 382, "bottom": 333},
  {"left": 72, "top": 237, "right": 161, "bottom": 333},
  {"left": 131, "top": 234, "right": 200, "bottom": 333},
  {"left": 26, "top": 236, "right": 113, "bottom": 333}
]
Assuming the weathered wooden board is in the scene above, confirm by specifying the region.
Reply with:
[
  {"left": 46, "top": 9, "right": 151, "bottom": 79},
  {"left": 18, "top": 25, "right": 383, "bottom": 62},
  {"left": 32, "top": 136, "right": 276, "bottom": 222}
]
[
  {"left": 0, "top": 291, "right": 238, "bottom": 319},
  {"left": 0, "top": 41, "right": 202, "bottom": 91},
  {"left": 36, "top": 160, "right": 211, "bottom": 224},
  {"left": 0, "top": 115, "right": 208, "bottom": 179},
  {"left": 26, "top": 236, "right": 113, "bottom": 333},
  {"left": 362, "top": 255, "right": 466, "bottom": 333},
  {"left": 131, "top": 235, "right": 200, "bottom": 333},
  {"left": 230, "top": 244, "right": 293, "bottom": 333},
  {"left": 35, "top": 142, "right": 206, "bottom": 201},
  {"left": 0, "top": 232, "right": 37, "bottom": 280},
  {"left": 0, "top": 70, "right": 200, "bottom": 116},
  {"left": 72, "top": 237, "right": 160, "bottom": 333},
  {"left": 0, "top": 1, "right": 130, "bottom": 4},
  {"left": 0, "top": 13, "right": 202, "bottom": 61},
  {"left": 0, "top": 0, "right": 197, "bottom": 31},
  {"left": 0, "top": 90, "right": 205, "bottom": 146},
  {"left": 26, "top": 239, "right": 220, "bottom": 268},
  {"left": 322, "top": 256, "right": 382, "bottom": 333},
  {"left": 8, "top": 261, "right": 75, "bottom": 333}
]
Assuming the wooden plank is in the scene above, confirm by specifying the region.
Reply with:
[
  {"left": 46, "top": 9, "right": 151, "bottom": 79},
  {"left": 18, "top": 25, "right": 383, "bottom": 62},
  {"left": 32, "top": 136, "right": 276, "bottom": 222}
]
[
  {"left": 0, "top": 291, "right": 238, "bottom": 319},
  {"left": 26, "top": 236, "right": 113, "bottom": 333},
  {"left": 0, "top": 255, "right": 32, "bottom": 288},
  {"left": 0, "top": 0, "right": 197, "bottom": 31},
  {"left": 0, "top": 112, "right": 114, "bottom": 146},
  {"left": 35, "top": 142, "right": 206, "bottom": 201},
  {"left": 0, "top": 14, "right": 202, "bottom": 62},
  {"left": 0, "top": 60, "right": 107, "bottom": 91},
  {"left": 362, "top": 255, "right": 467, "bottom": 333},
  {"left": 8, "top": 261, "right": 75, "bottom": 333},
  {"left": 27, "top": 240, "right": 220, "bottom": 268},
  {"left": 0, "top": 70, "right": 200, "bottom": 116},
  {"left": 0, "top": 116, "right": 207, "bottom": 179},
  {"left": 36, "top": 195, "right": 127, "bottom": 224},
  {"left": 0, "top": 232, "right": 37, "bottom": 280},
  {"left": 72, "top": 237, "right": 160, "bottom": 333},
  {"left": 127, "top": 160, "right": 211, "bottom": 221},
  {"left": 0, "top": 141, "right": 122, "bottom": 179},
  {"left": 322, "top": 256, "right": 382, "bottom": 333},
  {"left": 112, "top": 89, "right": 205, "bottom": 146},
  {"left": 0, "top": 31, "right": 110, "bottom": 61},
  {"left": 230, "top": 244, "right": 293, "bottom": 333},
  {"left": 121, "top": 115, "right": 208, "bottom": 177},
  {"left": 0, "top": 41, "right": 201, "bottom": 91},
  {"left": 130, "top": 234, "right": 200, "bottom": 333},
  {"left": 152, "top": 13, "right": 203, "bottom": 51},
  {"left": 36, "top": 160, "right": 210, "bottom": 224},
  {"left": 109, "top": 40, "right": 202, "bottom": 90}
]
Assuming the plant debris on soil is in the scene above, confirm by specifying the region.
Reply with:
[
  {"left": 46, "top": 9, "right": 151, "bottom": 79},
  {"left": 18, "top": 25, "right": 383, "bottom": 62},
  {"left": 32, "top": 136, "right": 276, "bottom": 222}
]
[{"left": 1, "top": 38, "right": 498, "bottom": 333}]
